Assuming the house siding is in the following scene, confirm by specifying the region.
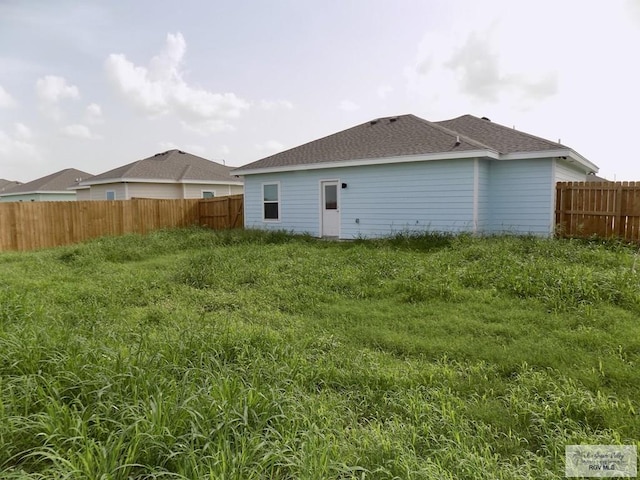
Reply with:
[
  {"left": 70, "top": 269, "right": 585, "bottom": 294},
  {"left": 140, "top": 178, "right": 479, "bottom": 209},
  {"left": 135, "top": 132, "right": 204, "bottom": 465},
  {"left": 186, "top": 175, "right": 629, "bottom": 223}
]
[
  {"left": 555, "top": 159, "right": 588, "bottom": 182},
  {"left": 244, "top": 159, "right": 476, "bottom": 239},
  {"left": 0, "top": 193, "right": 76, "bottom": 202},
  {"left": 89, "top": 183, "right": 128, "bottom": 200},
  {"left": 125, "top": 183, "right": 183, "bottom": 199},
  {"left": 75, "top": 189, "right": 91, "bottom": 201},
  {"left": 488, "top": 159, "right": 554, "bottom": 234},
  {"left": 87, "top": 182, "right": 243, "bottom": 200},
  {"left": 476, "top": 159, "right": 490, "bottom": 232},
  {"left": 183, "top": 183, "right": 244, "bottom": 198}
]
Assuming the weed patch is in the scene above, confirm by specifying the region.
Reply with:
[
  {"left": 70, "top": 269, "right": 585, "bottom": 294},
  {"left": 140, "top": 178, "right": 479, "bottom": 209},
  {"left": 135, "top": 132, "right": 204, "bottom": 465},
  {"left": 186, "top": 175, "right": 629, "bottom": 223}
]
[{"left": 1, "top": 229, "right": 638, "bottom": 478}]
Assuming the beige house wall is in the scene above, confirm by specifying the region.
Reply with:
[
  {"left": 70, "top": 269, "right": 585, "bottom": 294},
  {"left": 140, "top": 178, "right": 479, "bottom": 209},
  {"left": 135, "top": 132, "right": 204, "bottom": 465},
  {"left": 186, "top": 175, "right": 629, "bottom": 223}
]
[
  {"left": 87, "top": 182, "right": 243, "bottom": 200},
  {"left": 183, "top": 183, "right": 243, "bottom": 198},
  {"left": 125, "top": 183, "right": 183, "bottom": 199},
  {"left": 89, "top": 183, "right": 128, "bottom": 200},
  {"left": 75, "top": 189, "right": 91, "bottom": 201}
]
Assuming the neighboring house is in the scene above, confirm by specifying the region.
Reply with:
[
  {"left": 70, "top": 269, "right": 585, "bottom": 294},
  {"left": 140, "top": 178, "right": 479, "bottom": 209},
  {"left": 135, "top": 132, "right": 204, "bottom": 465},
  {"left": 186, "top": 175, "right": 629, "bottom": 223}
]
[
  {"left": 0, "top": 179, "right": 22, "bottom": 194},
  {"left": 73, "top": 149, "right": 243, "bottom": 200},
  {"left": 585, "top": 173, "right": 609, "bottom": 182},
  {"left": 0, "top": 169, "right": 92, "bottom": 202},
  {"left": 233, "top": 114, "right": 598, "bottom": 238}
]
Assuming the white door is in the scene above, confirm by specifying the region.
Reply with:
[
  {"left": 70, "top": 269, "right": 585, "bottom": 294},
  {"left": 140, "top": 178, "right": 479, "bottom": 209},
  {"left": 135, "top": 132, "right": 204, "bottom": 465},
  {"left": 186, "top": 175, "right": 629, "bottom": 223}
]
[{"left": 321, "top": 181, "right": 340, "bottom": 237}]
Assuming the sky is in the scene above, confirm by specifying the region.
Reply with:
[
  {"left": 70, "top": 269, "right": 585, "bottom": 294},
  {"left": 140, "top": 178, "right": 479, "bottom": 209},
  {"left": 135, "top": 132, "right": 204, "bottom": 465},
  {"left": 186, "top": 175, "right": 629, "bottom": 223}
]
[{"left": 1, "top": 0, "right": 639, "bottom": 183}]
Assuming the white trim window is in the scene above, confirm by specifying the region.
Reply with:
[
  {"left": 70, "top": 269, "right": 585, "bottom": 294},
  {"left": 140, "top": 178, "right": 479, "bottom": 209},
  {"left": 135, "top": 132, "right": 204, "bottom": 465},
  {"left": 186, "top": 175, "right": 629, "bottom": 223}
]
[
  {"left": 106, "top": 190, "right": 116, "bottom": 200},
  {"left": 262, "top": 183, "right": 280, "bottom": 221},
  {"left": 201, "top": 190, "right": 215, "bottom": 199}
]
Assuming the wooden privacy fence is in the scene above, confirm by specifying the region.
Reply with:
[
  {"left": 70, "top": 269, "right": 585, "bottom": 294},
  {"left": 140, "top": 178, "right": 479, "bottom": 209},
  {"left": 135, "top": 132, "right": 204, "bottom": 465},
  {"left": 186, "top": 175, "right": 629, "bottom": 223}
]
[
  {"left": 0, "top": 194, "right": 244, "bottom": 251},
  {"left": 556, "top": 182, "right": 640, "bottom": 242},
  {"left": 198, "top": 194, "right": 244, "bottom": 230}
]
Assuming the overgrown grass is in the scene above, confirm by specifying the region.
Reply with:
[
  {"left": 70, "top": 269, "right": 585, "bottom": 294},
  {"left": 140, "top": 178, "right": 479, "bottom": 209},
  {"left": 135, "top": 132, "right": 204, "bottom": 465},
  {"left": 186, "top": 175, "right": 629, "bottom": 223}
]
[{"left": 1, "top": 228, "right": 638, "bottom": 479}]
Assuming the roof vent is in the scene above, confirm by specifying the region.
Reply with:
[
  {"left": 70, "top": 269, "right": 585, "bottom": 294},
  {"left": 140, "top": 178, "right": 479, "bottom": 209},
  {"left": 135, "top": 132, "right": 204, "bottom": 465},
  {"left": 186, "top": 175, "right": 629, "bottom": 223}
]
[
  {"left": 455, "top": 136, "right": 461, "bottom": 146},
  {"left": 370, "top": 119, "right": 379, "bottom": 126},
  {"left": 389, "top": 117, "right": 398, "bottom": 123},
  {"left": 481, "top": 116, "right": 491, "bottom": 121}
]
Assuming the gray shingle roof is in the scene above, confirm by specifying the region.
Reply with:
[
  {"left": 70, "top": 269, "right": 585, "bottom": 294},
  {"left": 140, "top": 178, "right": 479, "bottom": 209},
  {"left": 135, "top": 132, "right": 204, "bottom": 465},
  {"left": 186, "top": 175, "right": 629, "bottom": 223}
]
[
  {"left": 84, "top": 149, "right": 237, "bottom": 184},
  {"left": 0, "top": 179, "right": 22, "bottom": 193},
  {"left": 585, "top": 173, "right": 609, "bottom": 182},
  {"left": 235, "top": 114, "right": 574, "bottom": 172},
  {"left": 435, "top": 115, "right": 564, "bottom": 154},
  {"left": 1, "top": 169, "right": 92, "bottom": 195}
]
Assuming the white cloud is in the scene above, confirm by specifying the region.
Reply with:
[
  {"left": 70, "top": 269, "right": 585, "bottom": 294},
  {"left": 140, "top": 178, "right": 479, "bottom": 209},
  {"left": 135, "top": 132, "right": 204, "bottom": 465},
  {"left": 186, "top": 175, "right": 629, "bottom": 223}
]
[
  {"left": 255, "top": 140, "right": 285, "bottom": 153},
  {"left": 259, "top": 99, "right": 294, "bottom": 110},
  {"left": 0, "top": 128, "right": 40, "bottom": 164},
  {"left": 0, "top": 85, "right": 17, "bottom": 108},
  {"left": 444, "top": 31, "right": 558, "bottom": 104},
  {"left": 180, "top": 118, "right": 235, "bottom": 135},
  {"left": 404, "top": 0, "right": 571, "bottom": 113},
  {"left": 376, "top": 85, "right": 393, "bottom": 99},
  {"left": 628, "top": 0, "right": 640, "bottom": 21},
  {"left": 86, "top": 103, "right": 102, "bottom": 118},
  {"left": 60, "top": 124, "right": 101, "bottom": 140},
  {"left": 36, "top": 75, "right": 80, "bottom": 103},
  {"left": 105, "top": 32, "right": 250, "bottom": 132},
  {"left": 35, "top": 75, "right": 80, "bottom": 121},
  {"left": 339, "top": 99, "right": 359, "bottom": 112},
  {"left": 14, "top": 123, "right": 33, "bottom": 140}
]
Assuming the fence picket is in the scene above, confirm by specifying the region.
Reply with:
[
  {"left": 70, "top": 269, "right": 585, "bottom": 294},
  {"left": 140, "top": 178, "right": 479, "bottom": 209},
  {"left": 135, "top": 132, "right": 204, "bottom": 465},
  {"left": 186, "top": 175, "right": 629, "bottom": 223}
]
[
  {"left": 0, "top": 194, "right": 244, "bottom": 251},
  {"left": 556, "top": 182, "right": 640, "bottom": 242}
]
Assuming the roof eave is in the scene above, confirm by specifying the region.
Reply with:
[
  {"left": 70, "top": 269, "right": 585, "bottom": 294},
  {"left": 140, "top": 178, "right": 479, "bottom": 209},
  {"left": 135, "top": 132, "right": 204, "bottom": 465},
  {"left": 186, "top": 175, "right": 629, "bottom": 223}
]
[
  {"left": 79, "top": 177, "right": 243, "bottom": 186},
  {"left": 233, "top": 150, "right": 498, "bottom": 175},
  {"left": 0, "top": 190, "right": 75, "bottom": 197},
  {"left": 180, "top": 179, "right": 243, "bottom": 185},
  {"left": 500, "top": 148, "right": 598, "bottom": 173}
]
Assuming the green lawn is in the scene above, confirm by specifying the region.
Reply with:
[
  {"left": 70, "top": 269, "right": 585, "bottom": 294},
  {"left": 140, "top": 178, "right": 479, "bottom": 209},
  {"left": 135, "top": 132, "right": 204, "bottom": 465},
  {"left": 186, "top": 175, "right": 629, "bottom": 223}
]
[{"left": 1, "top": 228, "right": 638, "bottom": 479}]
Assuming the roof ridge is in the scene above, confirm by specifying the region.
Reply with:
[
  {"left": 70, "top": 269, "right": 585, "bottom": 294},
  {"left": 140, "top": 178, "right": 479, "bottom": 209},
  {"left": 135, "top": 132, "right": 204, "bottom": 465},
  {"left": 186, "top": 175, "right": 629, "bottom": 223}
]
[
  {"left": 443, "top": 114, "right": 564, "bottom": 149},
  {"left": 407, "top": 114, "right": 495, "bottom": 151},
  {"left": 0, "top": 168, "right": 92, "bottom": 194},
  {"left": 81, "top": 149, "right": 234, "bottom": 185},
  {"left": 236, "top": 114, "right": 494, "bottom": 171},
  {"left": 236, "top": 119, "right": 383, "bottom": 170}
]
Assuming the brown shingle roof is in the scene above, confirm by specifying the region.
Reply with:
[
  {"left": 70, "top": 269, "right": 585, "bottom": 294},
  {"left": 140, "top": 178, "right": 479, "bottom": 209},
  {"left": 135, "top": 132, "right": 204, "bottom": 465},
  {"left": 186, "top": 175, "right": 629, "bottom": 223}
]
[
  {"left": 84, "top": 149, "right": 237, "bottom": 184},
  {"left": 0, "top": 169, "right": 92, "bottom": 195},
  {"left": 235, "top": 114, "right": 576, "bottom": 172}
]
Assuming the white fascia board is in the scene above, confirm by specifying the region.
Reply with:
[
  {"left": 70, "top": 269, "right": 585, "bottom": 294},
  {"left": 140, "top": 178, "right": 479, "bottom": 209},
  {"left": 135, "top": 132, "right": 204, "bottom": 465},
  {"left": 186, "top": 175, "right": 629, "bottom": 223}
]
[
  {"left": 233, "top": 150, "right": 496, "bottom": 175},
  {"left": 567, "top": 150, "right": 599, "bottom": 173},
  {"left": 79, "top": 178, "right": 243, "bottom": 186},
  {"left": 0, "top": 190, "right": 73, "bottom": 197},
  {"left": 180, "top": 179, "right": 243, "bottom": 185},
  {"left": 500, "top": 149, "right": 599, "bottom": 173}
]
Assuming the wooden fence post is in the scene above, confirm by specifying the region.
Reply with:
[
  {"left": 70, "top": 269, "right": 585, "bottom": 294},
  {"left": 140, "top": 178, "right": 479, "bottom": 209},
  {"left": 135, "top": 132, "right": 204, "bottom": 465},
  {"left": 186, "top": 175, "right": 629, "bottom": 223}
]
[{"left": 615, "top": 183, "right": 623, "bottom": 237}]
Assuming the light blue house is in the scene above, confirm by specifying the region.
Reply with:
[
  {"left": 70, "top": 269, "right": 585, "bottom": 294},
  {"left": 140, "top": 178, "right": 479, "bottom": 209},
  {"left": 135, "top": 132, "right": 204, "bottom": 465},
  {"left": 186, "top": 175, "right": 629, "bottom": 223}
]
[{"left": 233, "top": 114, "right": 598, "bottom": 238}]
